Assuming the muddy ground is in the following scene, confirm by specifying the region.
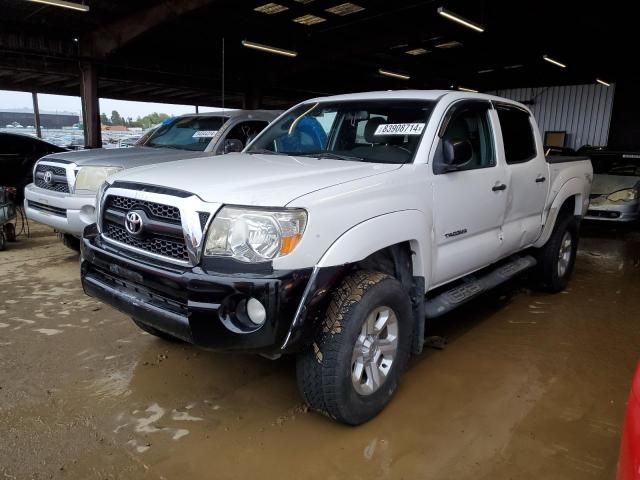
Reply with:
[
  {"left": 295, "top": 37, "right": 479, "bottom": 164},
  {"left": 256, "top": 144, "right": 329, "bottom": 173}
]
[{"left": 0, "top": 222, "right": 639, "bottom": 479}]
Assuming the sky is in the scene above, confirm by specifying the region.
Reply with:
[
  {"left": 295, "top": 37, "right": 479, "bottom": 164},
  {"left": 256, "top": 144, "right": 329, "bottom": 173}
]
[{"left": 0, "top": 90, "right": 225, "bottom": 118}]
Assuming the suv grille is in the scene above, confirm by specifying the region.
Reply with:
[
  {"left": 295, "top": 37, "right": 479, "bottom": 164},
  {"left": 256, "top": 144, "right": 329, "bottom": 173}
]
[
  {"left": 34, "top": 164, "right": 69, "bottom": 193},
  {"left": 102, "top": 194, "right": 188, "bottom": 262},
  {"left": 109, "top": 195, "right": 181, "bottom": 223}
]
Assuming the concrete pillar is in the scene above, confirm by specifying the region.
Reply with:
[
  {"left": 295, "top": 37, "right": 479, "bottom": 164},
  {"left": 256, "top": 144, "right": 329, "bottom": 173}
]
[
  {"left": 79, "top": 61, "right": 101, "bottom": 148},
  {"left": 31, "top": 92, "right": 42, "bottom": 139}
]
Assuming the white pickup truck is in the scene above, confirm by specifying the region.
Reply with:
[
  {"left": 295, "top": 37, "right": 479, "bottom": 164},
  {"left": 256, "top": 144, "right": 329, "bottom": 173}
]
[{"left": 80, "top": 90, "right": 592, "bottom": 424}]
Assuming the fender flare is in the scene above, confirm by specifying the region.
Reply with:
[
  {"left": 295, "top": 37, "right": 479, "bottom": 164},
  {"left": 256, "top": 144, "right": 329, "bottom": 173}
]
[
  {"left": 281, "top": 210, "right": 431, "bottom": 352},
  {"left": 316, "top": 209, "right": 430, "bottom": 280},
  {"left": 534, "top": 177, "right": 587, "bottom": 248}
]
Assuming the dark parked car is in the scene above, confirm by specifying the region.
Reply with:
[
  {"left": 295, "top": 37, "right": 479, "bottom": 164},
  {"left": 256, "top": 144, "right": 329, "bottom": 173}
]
[{"left": 0, "top": 132, "right": 67, "bottom": 202}]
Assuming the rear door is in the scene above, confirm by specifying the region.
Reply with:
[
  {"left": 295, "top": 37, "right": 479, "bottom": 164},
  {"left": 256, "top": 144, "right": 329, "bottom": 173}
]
[
  {"left": 431, "top": 100, "right": 509, "bottom": 286},
  {"left": 494, "top": 104, "right": 548, "bottom": 256}
]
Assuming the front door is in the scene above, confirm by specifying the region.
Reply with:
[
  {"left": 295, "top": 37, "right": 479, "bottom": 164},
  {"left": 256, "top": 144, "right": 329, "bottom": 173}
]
[{"left": 431, "top": 100, "right": 509, "bottom": 286}]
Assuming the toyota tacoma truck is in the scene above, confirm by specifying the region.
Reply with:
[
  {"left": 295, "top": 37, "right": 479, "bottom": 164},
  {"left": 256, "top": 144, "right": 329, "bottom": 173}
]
[
  {"left": 24, "top": 110, "right": 278, "bottom": 251},
  {"left": 80, "top": 91, "right": 592, "bottom": 424}
]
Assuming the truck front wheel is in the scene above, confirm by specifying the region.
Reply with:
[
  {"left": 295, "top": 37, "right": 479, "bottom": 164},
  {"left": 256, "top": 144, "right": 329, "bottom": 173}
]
[
  {"left": 296, "top": 271, "right": 413, "bottom": 425},
  {"left": 534, "top": 214, "right": 579, "bottom": 293}
]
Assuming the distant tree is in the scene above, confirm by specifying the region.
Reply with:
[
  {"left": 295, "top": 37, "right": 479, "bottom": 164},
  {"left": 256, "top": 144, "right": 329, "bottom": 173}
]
[
  {"left": 100, "top": 113, "right": 111, "bottom": 125},
  {"left": 110, "top": 110, "right": 123, "bottom": 125}
]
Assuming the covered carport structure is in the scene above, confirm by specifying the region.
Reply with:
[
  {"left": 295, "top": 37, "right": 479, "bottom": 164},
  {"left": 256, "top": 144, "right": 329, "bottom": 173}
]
[{"left": 0, "top": 0, "right": 636, "bottom": 149}]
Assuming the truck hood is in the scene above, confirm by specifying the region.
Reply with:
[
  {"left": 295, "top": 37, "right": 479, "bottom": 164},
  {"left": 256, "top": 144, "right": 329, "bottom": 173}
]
[
  {"left": 592, "top": 174, "right": 640, "bottom": 195},
  {"left": 109, "top": 152, "right": 402, "bottom": 206},
  {"left": 43, "top": 146, "right": 208, "bottom": 169}
]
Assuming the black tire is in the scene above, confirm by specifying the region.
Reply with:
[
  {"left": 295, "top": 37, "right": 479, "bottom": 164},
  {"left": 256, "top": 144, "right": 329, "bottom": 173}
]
[
  {"left": 61, "top": 233, "right": 81, "bottom": 253},
  {"left": 533, "top": 214, "right": 579, "bottom": 293},
  {"left": 132, "top": 318, "right": 183, "bottom": 342},
  {"left": 4, "top": 223, "right": 16, "bottom": 242},
  {"left": 296, "top": 271, "right": 413, "bottom": 425},
  {"left": 0, "top": 231, "right": 5, "bottom": 251}
]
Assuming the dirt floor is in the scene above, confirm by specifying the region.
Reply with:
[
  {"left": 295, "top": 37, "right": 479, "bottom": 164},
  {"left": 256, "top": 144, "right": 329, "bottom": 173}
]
[{"left": 0, "top": 222, "right": 639, "bottom": 479}]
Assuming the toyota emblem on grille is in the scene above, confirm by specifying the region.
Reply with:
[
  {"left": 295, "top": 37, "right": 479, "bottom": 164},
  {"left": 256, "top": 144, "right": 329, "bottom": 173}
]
[
  {"left": 43, "top": 170, "right": 54, "bottom": 185},
  {"left": 125, "top": 211, "right": 144, "bottom": 236}
]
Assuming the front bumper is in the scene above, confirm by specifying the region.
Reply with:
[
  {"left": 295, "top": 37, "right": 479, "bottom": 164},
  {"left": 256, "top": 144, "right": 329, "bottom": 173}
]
[
  {"left": 585, "top": 199, "right": 640, "bottom": 222},
  {"left": 24, "top": 183, "right": 96, "bottom": 236},
  {"left": 80, "top": 225, "right": 343, "bottom": 354}
]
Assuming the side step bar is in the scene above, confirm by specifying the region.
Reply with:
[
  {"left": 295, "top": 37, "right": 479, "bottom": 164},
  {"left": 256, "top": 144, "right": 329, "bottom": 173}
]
[{"left": 424, "top": 255, "right": 537, "bottom": 319}]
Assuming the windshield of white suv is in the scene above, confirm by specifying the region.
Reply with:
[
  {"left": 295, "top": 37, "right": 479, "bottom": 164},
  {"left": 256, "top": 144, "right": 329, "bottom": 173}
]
[
  {"left": 142, "top": 115, "right": 228, "bottom": 151},
  {"left": 247, "top": 100, "right": 436, "bottom": 164}
]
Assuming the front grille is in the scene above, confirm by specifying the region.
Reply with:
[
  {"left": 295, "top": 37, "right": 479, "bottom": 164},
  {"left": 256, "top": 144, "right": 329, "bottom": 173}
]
[
  {"left": 108, "top": 195, "right": 181, "bottom": 223},
  {"left": 102, "top": 193, "right": 188, "bottom": 263},
  {"left": 34, "top": 164, "right": 69, "bottom": 193},
  {"left": 105, "top": 223, "right": 189, "bottom": 261},
  {"left": 198, "top": 211, "right": 210, "bottom": 229},
  {"left": 27, "top": 200, "right": 66, "bottom": 217}
]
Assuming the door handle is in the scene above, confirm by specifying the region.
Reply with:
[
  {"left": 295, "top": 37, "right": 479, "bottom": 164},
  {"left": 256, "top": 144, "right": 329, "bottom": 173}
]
[
  {"left": 492, "top": 183, "right": 507, "bottom": 191},
  {"left": 535, "top": 176, "right": 546, "bottom": 183}
]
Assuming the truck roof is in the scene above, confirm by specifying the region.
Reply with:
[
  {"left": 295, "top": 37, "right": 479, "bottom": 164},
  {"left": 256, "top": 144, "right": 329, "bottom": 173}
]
[{"left": 303, "top": 90, "right": 529, "bottom": 111}]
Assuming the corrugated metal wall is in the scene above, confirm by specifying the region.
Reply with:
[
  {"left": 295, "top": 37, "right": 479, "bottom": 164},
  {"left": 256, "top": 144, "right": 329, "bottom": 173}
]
[{"left": 490, "top": 84, "right": 616, "bottom": 150}]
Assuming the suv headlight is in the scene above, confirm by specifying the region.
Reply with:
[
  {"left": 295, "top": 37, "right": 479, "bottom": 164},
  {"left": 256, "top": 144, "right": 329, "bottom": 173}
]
[
  {"left": 74, "top": 166, "right": 122, "bottom": 193},
  {"left": 204, "top": 206, "right": 307, "bottom": 263},
  {"left": 607, "top": 188, "right": 638, "bottom": 202}
]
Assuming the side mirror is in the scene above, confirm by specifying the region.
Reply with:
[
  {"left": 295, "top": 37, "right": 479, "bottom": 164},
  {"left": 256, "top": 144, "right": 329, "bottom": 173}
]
[
  {"left": 223, "top": 138, "right": 244, "bottom": 154},
  {"left": 434, "top": 138, "right": 472, "bottom": 173}
]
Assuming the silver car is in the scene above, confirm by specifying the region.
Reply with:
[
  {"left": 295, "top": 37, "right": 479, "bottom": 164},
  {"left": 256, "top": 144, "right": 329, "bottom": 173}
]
[{"left": 586, "top": 154, "right": 640, "bottom": 222}]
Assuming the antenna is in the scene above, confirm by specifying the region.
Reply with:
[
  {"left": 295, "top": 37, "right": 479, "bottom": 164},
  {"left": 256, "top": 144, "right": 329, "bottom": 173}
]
[{"left": 221, "top": 37, "right": 225, "bottom": 111}]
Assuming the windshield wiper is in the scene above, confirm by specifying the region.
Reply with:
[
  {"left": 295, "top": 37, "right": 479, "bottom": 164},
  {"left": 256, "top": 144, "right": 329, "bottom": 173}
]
[{"left": 298, "top": 152, "right": 364, "bottom": 162}]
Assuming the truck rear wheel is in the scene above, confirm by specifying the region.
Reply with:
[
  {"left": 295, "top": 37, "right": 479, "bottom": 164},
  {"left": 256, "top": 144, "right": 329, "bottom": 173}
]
[
  {"left": 296, "top": 271, "right": 413, "bottom": 425},
  {"left": 534, "top": 214, "right": 579, "bottom": 293},
  {"left": 132, "top": 318, "right": 183, "bottom": 342}
]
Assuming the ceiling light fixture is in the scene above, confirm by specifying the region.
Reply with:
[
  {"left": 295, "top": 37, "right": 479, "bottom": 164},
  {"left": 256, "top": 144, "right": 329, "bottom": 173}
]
[
  {"left": 254, "top": 2, "right": 288, "bottom": 14},
  {"left": 596, "top": 78, "right": 611, "bottom": 87},
  {"left": 326, "top": 2, "right": 364, "bottom": 16},
  {"left": 478, "top": 68, "right": 494, "bottom": 74},
  {"left": 293, "top": 14, "right": 326, "bottom": 25},
  {"left": 458, "top": 86, "right": 478, "bottom": 93},
  {"left": 434, "top": 40, "right": 463, "bottom": 49},
  {"left": 379, "top": 69, "right": 411, "bottom": 80},
  {"left": 405, "top": 48, "right": 429, "bottom": 56},
  {"left": 543, "top": 55, "right": 566, "bottom": 68},
  {"left": 27, "top": 0, "right": 89, "bottom": 12},
  {"left": 437, "top": 7, "right": 484, "bottom": 33},
  {"left": 242, "top": 40, "right": 298, "bottom": 57}
]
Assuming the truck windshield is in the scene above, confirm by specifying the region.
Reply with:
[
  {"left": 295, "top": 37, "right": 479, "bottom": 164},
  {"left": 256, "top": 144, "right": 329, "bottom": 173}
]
[
  {"left": 247, "top": 100, "right": 436, "bottom": 164},
  {"left": 142, "top": 115, "right": 228, "bottom": 151}
]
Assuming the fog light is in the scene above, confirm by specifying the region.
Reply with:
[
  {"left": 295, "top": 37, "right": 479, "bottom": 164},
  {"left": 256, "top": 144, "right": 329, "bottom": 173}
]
[{"left": 246, "top": 297, "right": 266, "bottom": 325}]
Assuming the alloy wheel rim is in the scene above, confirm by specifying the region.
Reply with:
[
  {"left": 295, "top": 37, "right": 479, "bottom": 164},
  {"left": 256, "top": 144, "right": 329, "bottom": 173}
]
[
  {"left": 557, "top": 231, "right": 573, "bottom": 278},
  {"left": 351, "top": 306, "right": 399, "bottom": 396}
]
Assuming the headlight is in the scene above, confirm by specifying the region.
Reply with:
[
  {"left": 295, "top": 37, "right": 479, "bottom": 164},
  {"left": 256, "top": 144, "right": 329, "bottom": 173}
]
[
  {"left": 607, "top": 188, "right": 638, "bottom": 202},
  {"left": 74, "top": 166, "right": 122, "bottom": 193},
  {"left": 204, "top": 206, "right": 307, "bottom": 263}
]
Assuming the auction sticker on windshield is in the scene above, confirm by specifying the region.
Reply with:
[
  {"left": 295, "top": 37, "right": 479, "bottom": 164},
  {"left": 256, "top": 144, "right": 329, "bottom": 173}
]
[
  {"left": 193, "top": 131, "right": 218, "bottom": 138},
  {"left": 374, "top": 123, "right": 425, "bottom": 135}
]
